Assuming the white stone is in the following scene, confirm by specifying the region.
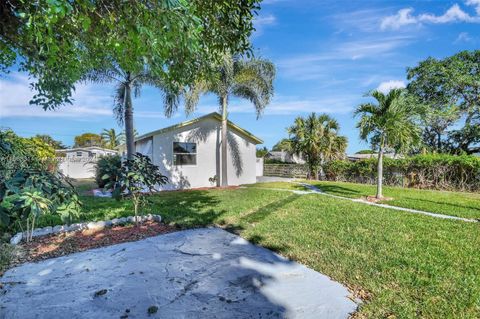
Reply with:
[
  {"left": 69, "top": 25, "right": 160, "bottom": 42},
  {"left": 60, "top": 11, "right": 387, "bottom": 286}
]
[
  {"left": 32, "top": 226, "right": 53, "bottom": 238},
  {"left": 10, "top": 232, "right": 23, "bottom": 245},
  {"left": 146, "top": 214, "right": 154, "bottom": 221},
  {"left": 52, "top": 225, "right": 63, "bottom": 233},
  {"left": 153, "top": 215, "right": 162, "bottom": 222},
  {"left": 127, "top": 216, "right": 135, "bottom": 223},
  {"left": 111, "top": 218, "right": 120, "bottom": 225},
  {"left": 118, "top": 217, "right": 127, "bottom": 224}
]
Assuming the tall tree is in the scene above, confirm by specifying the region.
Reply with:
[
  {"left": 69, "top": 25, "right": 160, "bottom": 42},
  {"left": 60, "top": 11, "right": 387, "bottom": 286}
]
[
  {"left": 101, "top": 128, "right": 123, "bottom": 150},
  {"left": 355, "top": 89, "right": 420, "bottom": 199},
  {"left": 74, "top": 133, "right": 104, "bottom": 148},
  {"left": 288, "top": 113, "right": 347, "bottom": 179},
  {"left": 85, "top": 67, "right": 178, "bottom": 159},
  {"left": 34, "top": 134, "right": 66, "bottom": 149},
  {"left": 1, "top": 1, "right": 261, "bottom": 110},
  {"left": 407, "top": 50, "right": 480, "bottom": 154},
  {"left": 184, "top": 54, "right": 275, "bottom": 186},
  {"left": 272, "top": 138, "right": 293, "bottom": 152}
]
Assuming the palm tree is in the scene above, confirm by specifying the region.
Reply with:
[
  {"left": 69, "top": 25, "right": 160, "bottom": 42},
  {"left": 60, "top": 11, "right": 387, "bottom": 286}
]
[
  {"left": 85, "top": 66, "right": 178, "bottom": 159},
  {"left": 288, "top": 113, "right": 347, "bottom": 179},
  {"left": 101, "top": 128, "right": 124, "bottom": 150},
  {"left": 184, "top": 54, "right": 275, "bottom": 186},
  {"left": 354, "top": 89, "right": 420, "bottom": 199}
]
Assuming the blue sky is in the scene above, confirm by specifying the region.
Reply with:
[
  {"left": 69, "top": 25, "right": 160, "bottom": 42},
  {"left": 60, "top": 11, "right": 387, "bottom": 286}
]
[{"left": 1, "top": 0, "right": 479, "bottom": 153}]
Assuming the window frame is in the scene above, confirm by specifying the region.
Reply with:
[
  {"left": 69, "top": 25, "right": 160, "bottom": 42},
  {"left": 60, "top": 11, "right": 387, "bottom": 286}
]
[{"left": 172, "top": 141, "right": 197, "bottom": 166}]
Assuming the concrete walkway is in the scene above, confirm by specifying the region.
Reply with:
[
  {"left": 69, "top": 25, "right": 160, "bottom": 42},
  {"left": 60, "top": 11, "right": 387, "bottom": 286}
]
[{"left": 0, "top": 228, "right": 357, "bottom": 319}]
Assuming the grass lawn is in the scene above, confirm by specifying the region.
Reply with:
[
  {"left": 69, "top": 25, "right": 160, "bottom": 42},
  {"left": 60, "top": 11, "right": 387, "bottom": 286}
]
[
  {"left": 17, "top": 182, "right": 480, "bottom": 317},
  {"left": 248, "top": 181, "right": 480, "bottom": 220}
]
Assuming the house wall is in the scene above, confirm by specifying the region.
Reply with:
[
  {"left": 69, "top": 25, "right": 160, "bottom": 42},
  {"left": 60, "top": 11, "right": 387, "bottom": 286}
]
[
  {"left": 148, "top": 118, "right": 257, "bottom": 189},
  {"left": 58, "top": 158, "right": 97, "bottom": 179}
]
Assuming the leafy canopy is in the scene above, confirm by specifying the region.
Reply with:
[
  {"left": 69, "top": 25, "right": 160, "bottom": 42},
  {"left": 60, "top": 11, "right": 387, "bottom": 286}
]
[
  {"left": 355, "top": 89, "right": 421, "bottom": 154},
  {"left": 288, "top": 113, "right": 347, "bottom": 178},
  {"left": 1, "top": 0, "right": 261, "bottom": 109}
]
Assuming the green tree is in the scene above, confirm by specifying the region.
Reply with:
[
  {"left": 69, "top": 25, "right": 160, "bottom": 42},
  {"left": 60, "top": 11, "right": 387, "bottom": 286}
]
[
  {"left": 74, "top": 133, "right": 104, "bottom": 148},
  {"left": 1, "top": 1, "right": 261, "bottom": 109},
  {"left": 184, "top": 54, "right": 275, "bottom": 186},
  {"left": 272, "top": 138, "right": 293, "bottom": 152},
  {"left": 101, "top": 128, "right": 123, "bottom": 150},
  {"left": 85, "top": 68, "right": 176, "bottom": 159},
  {"left": 288, "top": 113, "right": 347, "bottom": 179},
  {"left": 355, "top": 89, "right": 420, "bottom": 198},
  {"left": 407, "top": 50, "right": 480, "bottom": 154},
  {"left": 34, "top": 134, "right": 66, "bottom": 149},
  {"left": 256, "top": 147, "right": 268, "bottom": 158}
]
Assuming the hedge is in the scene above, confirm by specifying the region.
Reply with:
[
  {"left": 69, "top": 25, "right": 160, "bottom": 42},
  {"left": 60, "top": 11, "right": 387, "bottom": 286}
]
[{"left": 323, "top": 154, "right": 480, "bottom": 192}]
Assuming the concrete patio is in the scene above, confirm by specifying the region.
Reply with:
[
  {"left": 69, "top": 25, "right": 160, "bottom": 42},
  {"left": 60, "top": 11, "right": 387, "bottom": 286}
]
[{"left": 0, "top": 228, "right": 357, "bottom": 318}]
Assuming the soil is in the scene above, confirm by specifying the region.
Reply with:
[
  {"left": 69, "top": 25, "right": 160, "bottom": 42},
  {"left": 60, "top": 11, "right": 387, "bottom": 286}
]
[
  {"left": 8, "top": 221, "right": 177, "bottom": 268},
  {"left": 365, "top": 195, "right": 394, "bottom": 203}
]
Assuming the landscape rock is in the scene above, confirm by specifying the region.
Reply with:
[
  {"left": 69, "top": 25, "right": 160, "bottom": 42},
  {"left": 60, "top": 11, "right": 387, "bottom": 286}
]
[
  {"left": 118, "top": 217, "right": 127, "bottom": 225},
  {"left": 10, "top": 233, "right": 23, "bottom": 245},
  {"left": 32, "top": 226, "right": 53, "bottom": 238},
  {"left": 111, "top": 218, "right": 120, "bottom": 226},
  {"left": 52, "top": 225, "right": 63, "bottom": 233},
  {"left": 153, "top": 215, "right": 162, "bottom": 222}
]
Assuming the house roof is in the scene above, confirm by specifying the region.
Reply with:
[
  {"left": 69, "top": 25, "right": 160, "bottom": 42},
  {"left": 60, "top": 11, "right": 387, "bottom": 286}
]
[
  {"left": 135, "top": 112, "right": 263, "bottom": 144},
  {"left": 56, "top": 146, "right": 118, "bottom": 153}
]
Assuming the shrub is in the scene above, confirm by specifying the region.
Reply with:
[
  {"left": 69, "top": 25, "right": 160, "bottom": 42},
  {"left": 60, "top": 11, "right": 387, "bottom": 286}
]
[
  {"left": 0, "top": 129, "right": 80, "bottom": 239},
  {"left": 105, "top": 153, "right": 168, "bottom": 225},
  {"left": 95, "top": 154, "right": 122, "bottom": 188},
  {"left": 323, "top": 154, "right": 480, "bottom": 191}
]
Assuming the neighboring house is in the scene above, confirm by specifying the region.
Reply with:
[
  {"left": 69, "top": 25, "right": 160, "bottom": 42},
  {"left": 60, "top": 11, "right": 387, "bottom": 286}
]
[
  {"left": 56, "top": 147, "right": 117, "bottom": 179},
  {"left": 133, "top": 112, "right": 263, "bottom": 189},
  {"left": 56, "top": 146, "right": 117, "bottom": 159},
  {"left": 347, "top": 153, "right": 401, "bottom": 162},
  {"left": 265, "top": 151, "right": 305, "bottom": 164}
]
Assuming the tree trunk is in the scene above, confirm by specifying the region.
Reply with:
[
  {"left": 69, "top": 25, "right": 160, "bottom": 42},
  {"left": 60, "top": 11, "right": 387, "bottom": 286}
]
[
  {"left": 124, "top": 78, "right": 135, "bottom": 160},
  {"left": 376, "top": 137, "right": 384, "bottom": 199},
  {"left": 221, "top": 95, "right": 228, "bottom": 187}
]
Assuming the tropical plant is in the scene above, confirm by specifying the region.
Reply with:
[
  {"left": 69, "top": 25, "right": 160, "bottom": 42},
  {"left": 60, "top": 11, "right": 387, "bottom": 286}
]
[
  {"left": 34, "top": 134, "right": 66, "bottom": 149},
  {"left": 95, "top": 155, "right": 122, "bottom": 188},
  {"left": 272, "top": 138, "right": 293, "bottom": 152},
  {"left": 85, "top": 67, "right": 179, "bottom": 159},
  {"left": 354, "top": 89, "right": 421, "bottom": 198},
  {"left": 184, "top": 54, "right": 275, "bottom": 186},
  {"left": 1, "top": 1, "right": 261, "bottom": 110},
  {"left": 288, "top": 113, "right": 347, "bottom": 179},
  {"left": 0, "top": 129, "right": 80, "bottom": 240},
  {"left": 256, "top": 147, "right": 269, "bottom": 157},
  {"left": 104, "top": 153, "right": 168, "bottom": 226},
  {"left": 74, "top": 133, "right": 104, "bottom": 148},
  {"left": 101, "top": 128, "right": 124, "bottom": 150}
]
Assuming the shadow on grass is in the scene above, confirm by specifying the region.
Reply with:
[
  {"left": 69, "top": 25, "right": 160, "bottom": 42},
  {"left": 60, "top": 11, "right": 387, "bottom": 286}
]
[
  {"left": 242, "top": 194, "right": 300, "bottom": 224},
  {"left": 397, "top": 196, "right": 480, "bottom": 214},
  {"left": 312, "top": 184, "right": 363, "bottom": 197}
]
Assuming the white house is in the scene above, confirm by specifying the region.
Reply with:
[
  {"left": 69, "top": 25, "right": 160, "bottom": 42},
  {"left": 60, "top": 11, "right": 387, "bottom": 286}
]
[
  {"left": 56, "top": 147, "right": 117, "bottom": 179},
  {"left": 56, "top": 146, "right": 117, "bottom": 159},
  {"left": 133, "top": 112, "right": 263, "bottom": 189},
  {"left": 265, "top": 151, "right": 305, "bottom": 164}
]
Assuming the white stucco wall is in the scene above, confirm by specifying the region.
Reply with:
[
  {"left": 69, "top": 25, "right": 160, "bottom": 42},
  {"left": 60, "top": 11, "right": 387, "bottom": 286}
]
[
  {"left": 58, "top": 158, "right": 97, "bottom": 179},
  {"left": 147, "top": 118, "right": 257, "bottom": 189}
]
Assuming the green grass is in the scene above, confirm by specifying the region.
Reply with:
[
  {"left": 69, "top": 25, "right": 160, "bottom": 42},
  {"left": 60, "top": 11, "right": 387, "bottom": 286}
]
[
  {"left": 304, "top": 180, "right": 480, "bottom": 220},
  {"left": 31, "top": 182, "right": 480, "bottom": 317}
]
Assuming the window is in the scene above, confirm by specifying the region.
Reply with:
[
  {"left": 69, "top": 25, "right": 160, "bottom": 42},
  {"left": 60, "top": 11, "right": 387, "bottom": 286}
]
[
  {"left": 76, "top": 151, "right": 83, "bottom": 157},
  {"left": 173, "top": 142, "right": 196, "bottom": 165}
]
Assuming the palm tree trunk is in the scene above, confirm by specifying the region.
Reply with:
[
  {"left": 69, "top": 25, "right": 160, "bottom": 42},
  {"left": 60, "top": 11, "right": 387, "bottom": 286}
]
[
  {"left": 221, "top": 95, "right": 228, "bottom": 187},
  {"left": 376, "top": 137, "right": 384, "bottom": 199},
  {"left": 124, "top": 80, "right": 135, "bottom": 160}
]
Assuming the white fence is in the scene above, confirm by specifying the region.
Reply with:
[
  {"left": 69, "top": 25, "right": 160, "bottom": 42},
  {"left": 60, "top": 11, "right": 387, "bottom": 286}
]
[
  {"left": 256, "top": 158, "right": 264, "bottom": 176},
  {"left": 57, "top": 158, "right": 97, "bottom": 179}
]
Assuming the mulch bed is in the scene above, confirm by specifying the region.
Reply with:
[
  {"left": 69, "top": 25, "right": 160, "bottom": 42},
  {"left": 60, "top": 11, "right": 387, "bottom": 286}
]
[{"left": 8, "top": 221, "right": 177, "bottom": 268}]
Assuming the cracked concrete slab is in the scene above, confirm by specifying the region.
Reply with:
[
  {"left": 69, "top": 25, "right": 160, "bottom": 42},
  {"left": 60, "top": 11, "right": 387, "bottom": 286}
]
[{"left": 0, "top": 228, "right": 357, "bottom": 318}]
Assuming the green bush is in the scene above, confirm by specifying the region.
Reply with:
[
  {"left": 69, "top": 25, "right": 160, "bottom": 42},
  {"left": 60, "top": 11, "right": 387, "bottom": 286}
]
[
  {"left": 0, "top": 129, "right": 81, "bottom": 239},
  {"left": 95, "top": 154, "right": 122, "bottom": 188},
  {"left": 323, "top": 154, "right": 480, "bottom": 191}
]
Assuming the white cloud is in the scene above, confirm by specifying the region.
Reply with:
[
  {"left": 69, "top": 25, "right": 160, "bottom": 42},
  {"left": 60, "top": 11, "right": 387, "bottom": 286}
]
[
  {"left": 380, "top": 8, "right": 418, "bottom": 30},
  {"left": 0, "top": 73, "right": 114, "bottom": 119},
  {"left": 376, "top": 80, "right": 406, "bottom": 94},
  {"left": 253, "top": 14, "right": 276, "bottom": 36},
  {"left": 454, "top": 31, "right": 473, "bottom": 43},
  {"left": 381, "top": 2, "right": 480, "bottom": 30}
]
